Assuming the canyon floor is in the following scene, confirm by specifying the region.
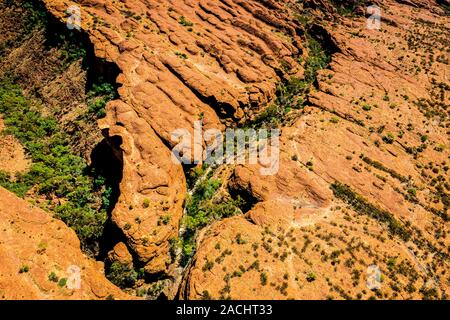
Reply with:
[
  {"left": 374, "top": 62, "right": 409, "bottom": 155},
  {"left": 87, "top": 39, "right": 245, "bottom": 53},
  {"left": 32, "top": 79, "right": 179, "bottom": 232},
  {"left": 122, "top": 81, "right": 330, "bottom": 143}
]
[{"left": 0, "top": 0, "right": 449, "bottom": 300}]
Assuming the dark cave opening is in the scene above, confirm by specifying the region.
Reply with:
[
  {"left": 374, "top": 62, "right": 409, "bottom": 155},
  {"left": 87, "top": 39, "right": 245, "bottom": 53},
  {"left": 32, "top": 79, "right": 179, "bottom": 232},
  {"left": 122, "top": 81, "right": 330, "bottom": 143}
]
[
  {"left": 90, "top": 135, "right": 126, "bottom": 261},
  {"left": 227, "top": 180, "right": 260, "bottom": 214}
]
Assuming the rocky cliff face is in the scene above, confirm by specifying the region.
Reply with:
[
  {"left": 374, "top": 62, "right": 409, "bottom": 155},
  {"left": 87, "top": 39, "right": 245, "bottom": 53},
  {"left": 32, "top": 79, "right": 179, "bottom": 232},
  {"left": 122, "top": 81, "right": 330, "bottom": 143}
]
[
  {"left": 0, "top": 188, "right": 132, "bottom": 299},
  {"left": 0, "top": 0, "right": 448, "bottom": 299},
  {"left": 181, "top": 1, "right": 450, "bottom": 299},
  {"left": 41, "top": 0, "right": 308, "bottom": 278}
]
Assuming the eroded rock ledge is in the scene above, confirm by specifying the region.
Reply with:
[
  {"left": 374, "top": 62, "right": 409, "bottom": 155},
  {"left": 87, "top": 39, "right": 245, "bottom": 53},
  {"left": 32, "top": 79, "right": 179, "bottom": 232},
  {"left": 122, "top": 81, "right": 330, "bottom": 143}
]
[
  {"left": 181, "top": 1, "right": 450, "bottom": 299},
  {"left": 3, "top": 0, "right": 448, "bottom": 299},
  {"left": 40, "top": 0, "right": 307, "bottom": 277},
  {"left": 0, "top": 188, "right": 132, "bottom": 299}
]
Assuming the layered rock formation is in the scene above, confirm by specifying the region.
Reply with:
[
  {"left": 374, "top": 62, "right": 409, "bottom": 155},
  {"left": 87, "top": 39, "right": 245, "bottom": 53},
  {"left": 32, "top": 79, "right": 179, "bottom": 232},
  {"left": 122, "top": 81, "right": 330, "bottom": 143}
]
[
  {"left": 183, "top": 111, "right": 449, "bottom": 298},
  {"left": 0, "top": 188, "right": 131, "bottom": 299},
  {"left": 41, "top": 0, "right": 307, "bottom": 276},
  {"left": 0, "top": 0, "right": 448, "bottom": 299},
  {"left": 181, "top": 1, "right": 450, "bottom": 299}
]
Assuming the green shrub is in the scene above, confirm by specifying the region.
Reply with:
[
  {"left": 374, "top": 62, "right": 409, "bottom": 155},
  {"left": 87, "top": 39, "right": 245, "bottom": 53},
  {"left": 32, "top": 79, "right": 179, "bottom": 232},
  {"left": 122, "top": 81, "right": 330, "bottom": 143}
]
[
  {"left": 59, "top": 37, "right": 86, "bottom": 62},
  {"left": 328, "top": 0, "right": 371, "bottom": 16},
  {"left": 306, "top": 272, "right": 317, "bottom": 282},
  {"left": 58, "top": 278, "right": 67, "bottom": 287},
  {"left": 48, "top": 272, "right": 59, "bottom": 282},
  {"left": 382, "top": 132, "right": 395, "bottom": 144},
  {"left": 362, "top": 104, "right": 372, "bottom": 111},
  {"left": 123, "top": 223, "right": 132, "bottom": 231},
  {"left": 20, "top": 0, "right": 86, "bottom": 65},
  {"left": 159, "top": 215, "right": 171, "bottom": 225},
  {"left": 106, "top": 262, "right": 138, "bottom": 288},
  {"left": 19, "top": 265, "right": 30, "bottom": 273},
  {"left": 235, "top": 233, "right": 247, "bottom": 245},
  {"left": 437, "top": 2, "right": 450, "bottom": 14},
  {"left": 360, "top": 155, "right": 409, "bottom": 183},
  {"left": 0, "top": 171, "right": 30, "bottom": 197},
  {"left": 260, "top": 272, "right": 268, "bottom": 286},
  {"left": 304, "top": 36, "right": 331, "bottom": 83},
  {"left": 175, "top": 51, "right": 188, "bottom": 60},
  {"left": 330, "top": 116, "right": 339, "bottom": 123},
  {"left": 142, "top": 198, "right": 150, "bottom": 208},
  {"left": 248, "top": 33, "right": 330, "bottom": 128},
  {"left": 16, "top": 0, "right": 47, "bottom": 35},
  {"left": 330, "top": 182, "right": 410, "bottom": 241},
  {"left": 249, "top": 77, "right": 307, "bottom": 128},
  {"left": 179, "top": 16, "right": 194, "bottom": 27},
  {"left": 180, "top": 178, "right": 244, "bottom": 265},
  {"left": 86, "top": 80, "right": 117, "bottom": 119},
  {"left": 202, "top": 259, "right": 214, "bottom": 272},
  {"left": 0, "top": 80, "right": 110, "bottom": 249},
  {"left": 186, "top": 164, "right": 207, "bottom": 189}
]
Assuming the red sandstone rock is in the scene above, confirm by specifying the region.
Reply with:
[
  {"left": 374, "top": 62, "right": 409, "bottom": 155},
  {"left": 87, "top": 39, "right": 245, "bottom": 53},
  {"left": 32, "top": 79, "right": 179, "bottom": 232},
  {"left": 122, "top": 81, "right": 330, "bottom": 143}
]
[{"left": 0, "top": 188, "right": 133, "bottom": 300}]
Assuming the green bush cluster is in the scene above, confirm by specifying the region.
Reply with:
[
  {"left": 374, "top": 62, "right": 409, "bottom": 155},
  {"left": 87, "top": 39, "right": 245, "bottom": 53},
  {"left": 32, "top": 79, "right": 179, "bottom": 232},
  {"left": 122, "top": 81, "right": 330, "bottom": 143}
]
[
  {"left": 437, "top": 1, "right": 450, "bottom": 15},
  {"left": 19, "top": 265, "right": 30, "bottom": 273},
  {"left": 360, "top": 155, "right": 409, "bottom": 183},
  {"left": 180, "top": 177, "right": 244, "bottom": 265},
  {"left": 179, "top": 16, "right": 194, "bottom": 27},
  {"left": 0, "top": 171, "right": 30, "bottom": 197},
  {"left": 185, "top": 164, "right": 208, "bottom": 189},
  {"left": 58, "top": 278, "right": 67, "bottom": 288},
  {"left": 106, "top": 262, "right": 139, "bottom": 289},
  {"left": 330, "top": 182, "right": 410, "bottom": 241},
  {"left": 249, "top": 34, "right": 330, "bottom": 128},
  {"left": 260, "top": 272, "right": 268, "bottom": 286},
  {"left": 13, "top": 0, "right": 47, "bottom": 36},
  {"left": 86, "top": 80, "right": 117, "bottom": 118},
  {"left": 304, "top": 36, "right": 331, "bottom": 83},
  {"left": 48, "top": 271, "right": 59, "bottom": 282},
  {"left": 0, "top": 80, "right": 109, "bottom": 248},
  {"left": 57, "top": 33, "right": 87, "bottom": 64},
  {"left": 249, "top": 76, "right": 308, "bottom": 128}
]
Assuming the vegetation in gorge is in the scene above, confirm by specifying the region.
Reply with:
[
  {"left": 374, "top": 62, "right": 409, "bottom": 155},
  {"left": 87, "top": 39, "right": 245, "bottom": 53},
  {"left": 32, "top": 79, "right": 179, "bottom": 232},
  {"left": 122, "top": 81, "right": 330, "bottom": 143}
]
[
  {"left": 0, "top": 0, "right": 119, "bottom": 253},
  {"left": 85, "top": 80, "right": 117, "bottom": 118},
  {"left": 106, "top": 262, "right": 140, "bottom": 289},
  {"left": 174, "top": 3, "right": 336, "bottom": 269},
  {"left": 0, "top": 79, "right": 110, "bottom": 252},
  {"left": 437, "top": 0, "right": 450, "bottom": 14},
  {"left": 178, "top": 172, "right": 244, "bottom": 266},
  {"left": 248, "top": 28, "right": 331, "bottom": 129},
  {"left": 185, "top": 164, "right": 209, "bottom": 189}
]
